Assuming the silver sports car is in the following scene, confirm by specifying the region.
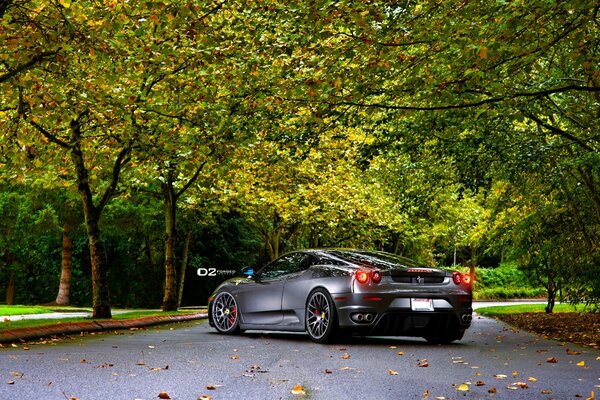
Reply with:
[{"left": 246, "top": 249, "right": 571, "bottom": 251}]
[{"left": 208, "top": 249, "right": 473, "bottom": 343}]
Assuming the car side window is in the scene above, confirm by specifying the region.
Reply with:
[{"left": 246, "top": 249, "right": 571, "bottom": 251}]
[{"left": 258, "top": 253, "right": 312, "bottom": 281}]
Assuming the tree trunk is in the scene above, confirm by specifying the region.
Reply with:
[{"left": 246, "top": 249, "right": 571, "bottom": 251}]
[
  {"left": 55, "top": 222, "right": 74, "bottom": 306},
  {"left": 86, "top": 212, "right": 111, "bottom": 318},
  {"left": 177, "top": 232, "right": 191, "bottom": 308},
  {"left": 5, "top": 269, "right": 15, "bottom": 305},
  {"left": 162, "top": 180, "right": 178, "bottom": 312},
  {"left": 70, "top": 120, "right": 112, "bottom": 319},
  {"left": 545, "top": 277, "right": 557, "bottom": 314}
]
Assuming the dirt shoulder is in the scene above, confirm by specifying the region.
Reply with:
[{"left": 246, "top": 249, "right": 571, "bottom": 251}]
[{"left": 493, "top": 312, "right": 600, "bottom": 349}]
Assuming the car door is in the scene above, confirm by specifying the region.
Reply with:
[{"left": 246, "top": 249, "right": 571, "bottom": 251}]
[{"left": 237, "top": 253, "right": 306, "bottom": 325}]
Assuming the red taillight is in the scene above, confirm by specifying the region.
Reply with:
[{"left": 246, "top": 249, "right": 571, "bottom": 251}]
[
  {"left": 371, "top": 270, "right": 382, "bottom": 283},
  {"left": 356, "top": 270, "right": 369, "bottom": 284},
  {"left": 463, "top": 273, "right": 472, "bottom": 285},
  {"left": 452, "top": 272, "right": 462, "bottom": 285},
  {"left": 452, "top": 272, "right": 472, "bottom": 285}
]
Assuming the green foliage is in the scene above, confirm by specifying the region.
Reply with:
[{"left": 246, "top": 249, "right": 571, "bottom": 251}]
[
  {"left": 0, "top": 0, "right": 598, "bottom": 310},
  {"left": 473, "top": 263, "right": 546, "bottom": 300}
]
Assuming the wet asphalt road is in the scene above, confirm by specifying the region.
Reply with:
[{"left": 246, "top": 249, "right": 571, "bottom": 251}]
[{"left": 0, "top": 315, "right": 598, "bottom": 400}]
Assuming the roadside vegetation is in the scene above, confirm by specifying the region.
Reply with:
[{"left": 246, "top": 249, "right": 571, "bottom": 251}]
[
  {"left": 472, "top": 263, "right": 546, "bottom": 300},
  {"left": 0, "top": 308, "right": 203, "bottom": 331},
  {"left": 1, "top": 1, "right": 598, "bottom": 317}
]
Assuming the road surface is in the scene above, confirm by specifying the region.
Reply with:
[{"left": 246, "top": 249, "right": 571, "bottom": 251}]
[{"left": 0, "top": 315, "right": 598, "bottom": 399}]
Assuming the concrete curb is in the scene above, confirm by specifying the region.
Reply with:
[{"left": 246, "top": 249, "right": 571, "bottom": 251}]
[{"left": 0, "top": 313, "right": 207, "bottom": 344}]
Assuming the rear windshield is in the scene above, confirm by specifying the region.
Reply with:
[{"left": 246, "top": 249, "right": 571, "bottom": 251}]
[{"left": 327, "top": 250, "right": 426, "bottom": 270}]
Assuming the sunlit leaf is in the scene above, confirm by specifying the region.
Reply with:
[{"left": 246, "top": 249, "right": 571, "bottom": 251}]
[
  {"left": 456, "top": 383, "right": 469, "bottom": 391},
  {"left": 291, "top": 385, "right": 306, "bottom": 395}
]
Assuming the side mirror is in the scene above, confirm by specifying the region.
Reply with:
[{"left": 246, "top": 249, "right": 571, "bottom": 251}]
[{"left": 241, "top": 266, "right": 255, "bottom": 279}]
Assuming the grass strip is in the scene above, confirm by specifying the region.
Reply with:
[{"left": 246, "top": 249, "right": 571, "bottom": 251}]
[
  {"left": 0, "top": 310, "right": 205, "bottom": 331},
  {"left": 476, "top": 303, "right": 581, "bottom": 316}
]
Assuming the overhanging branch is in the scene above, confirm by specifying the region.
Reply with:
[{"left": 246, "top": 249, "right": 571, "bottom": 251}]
[{"left": 330, "top": 85, "right": 600, "bottom": 111}]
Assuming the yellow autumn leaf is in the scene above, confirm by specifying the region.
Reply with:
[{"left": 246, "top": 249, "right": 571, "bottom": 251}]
[
  {"left": 456, "top": 383, "right": 469, "bottom": 392},
  {"left": 585, "top": 390, "right": 595, "bottom": 400},
  {"left": 577, "top": 361, "right": 586, "bottom": 367},
  {"left": 478, "top": 46, "right": 488, "bottom": 59},
  {"left": 388, "top": 370, "right": 398, "bottom": 375},
  {"left": 291, "top": 385, "right": 306, "bottom": 395},
  {"left": 528, "top": 377, "right": 538, "bottom": 382}
]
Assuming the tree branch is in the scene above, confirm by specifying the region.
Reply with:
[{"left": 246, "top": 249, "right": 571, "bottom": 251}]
[
  {"left": 28, "top": 119, "right": 72, "bottom": 149},
  {"left": 0, "top": 51, "right": 57, "bottom": 83},
  {"left": 525, "top": 113, "right": 595, "bottom": 152},
  {"left": 175, "top": 147, "right": 215, "bottom": 199},
  {"left": 330, "top": 85, "right": 600, "bottom": 111},
  {"left": 97, "top": 143, "right": 133, "bottom": 212}
]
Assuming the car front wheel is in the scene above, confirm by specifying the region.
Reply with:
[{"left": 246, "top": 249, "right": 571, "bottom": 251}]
[{"left": 212, "top": 291, "right": 241, "bottom": 334}]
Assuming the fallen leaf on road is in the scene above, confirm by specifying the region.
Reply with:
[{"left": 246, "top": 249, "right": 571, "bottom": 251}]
[
  {"left": 418, "top": 359, "right": 429, "bottom": 368},
  {"left": 541, "top": 389, "right": 553, "bottom": 394},
  {"left": 567, "top": 348, "right": 581, "bottom": 355},
  {"left": 148, "top": 345, "right": 155, "bottom": 349},
  {"left": 528, "top": 377, "right": 538, "bottom": 382},
  {"left": 389, "top": 346, "right": 397, "bottom": 349},
  {"left": 546, "top": 357, "right": 558, "bottom": 363},
  {"left": 488, "top": 388, "right": 497, "bottom": 394},
  {"left": 397, "top": 351, "right": 404, "bottom": 356},
  {"left": 512, "top": 371, "right": 519, "bottom": 377},
  {"left": 423, "top": 388, "right": 429, "bottom": 398},
  {"left": 9, "top": 371, "right": 24, "bottom": 378},
  {"left": 340, "top": 367, "right": 355, "bottom": 371},
  {"left": 456, "top": 383, "right": 469, "bottom": 391},
  {"left": 585, "top": 390, "right": 595, "bottom": 400},
  {"left": 158, "top": 392, "right": 171, "bottom": 399},
  {"left": 475, "top": 381, "right": 485, "bottom": 386},
  {"left": 22, "top": 346, "right": 30, "bottom": 351},
  {"left": 291, "top": 385, "right": 306, "bottom": 395},
  {"left": 388, "top": 370, "right": 398, "bottom": 375},
  {"left": 324, "top": 369, "right": 333, "bottom": 374},
  {"left": 198, "top": 396, "right": 212, "bottom": 400},
  {"left": 493, "top": 374, "right": 507, "bottom": 380},
  {"left": 341, "top": 353, "right": 350, "bottom": 359},
  {"left": 7, "top": 381, "right": 15, "bottom": 385},
  {"left": 231, "top": 355, "right": 240, "bottom": 360},
  {"left": 80, "top": 359, "right": 88, "bottom": 364},
  {"left": 577, "top": 361, "right": 586, "bottom": 367},
  {"left": 513, "top": 382, "right": 529, "bottom": 389}
]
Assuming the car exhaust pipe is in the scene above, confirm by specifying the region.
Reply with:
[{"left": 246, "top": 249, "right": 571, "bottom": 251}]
[
  {"left": 365, "top": 313, "right": 374, "bottom": 322},
  {"left": 356, "top": 313, "right": 364, "bottom": 322},
  {"left": 461, "top": 314, "right": 472, "bottom": 323}
]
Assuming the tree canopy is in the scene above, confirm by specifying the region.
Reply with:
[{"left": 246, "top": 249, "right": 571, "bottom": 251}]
[{"left": 1, "top": 0, "right": 598, "bottom": 312}]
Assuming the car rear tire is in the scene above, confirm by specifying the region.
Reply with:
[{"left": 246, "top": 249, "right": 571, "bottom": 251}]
[
  {"left": 212, "top": 291, "right": 242, "bottom": 334},
  {"left": 305, "top": 289, "right": 338, "bottom": 343}
]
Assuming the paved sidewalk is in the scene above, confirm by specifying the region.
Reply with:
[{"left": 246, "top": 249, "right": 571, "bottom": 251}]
[{"left": 0, "top": 312, "right": 207, "bottom": 344}]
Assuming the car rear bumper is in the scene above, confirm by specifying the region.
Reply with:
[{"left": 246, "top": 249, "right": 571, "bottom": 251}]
[{"left": 333, "top": 292, "right": 472, "bottom": 335}]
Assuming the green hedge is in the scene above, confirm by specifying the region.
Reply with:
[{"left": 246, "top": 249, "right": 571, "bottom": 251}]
[{"left": 472, "top": 262, "right": 546, "bottom": 300}]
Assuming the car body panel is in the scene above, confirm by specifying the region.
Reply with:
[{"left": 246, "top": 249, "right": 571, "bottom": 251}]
[{"left": 209, "top": 249, "right": 473, "bottom": 341}]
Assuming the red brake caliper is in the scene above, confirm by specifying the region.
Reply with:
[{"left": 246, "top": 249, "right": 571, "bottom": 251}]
[{"left": 229, "top": 307, "right": 237, "bottom": 324}]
